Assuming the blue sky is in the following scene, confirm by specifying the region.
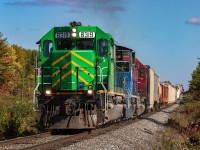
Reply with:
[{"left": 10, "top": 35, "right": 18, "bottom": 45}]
[{"left": 1, "top": 0, "right": 200, "bottom": 90}]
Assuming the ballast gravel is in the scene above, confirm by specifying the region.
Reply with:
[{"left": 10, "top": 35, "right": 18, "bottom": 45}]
[{"left": 60, "top": 104, "right": 179, "bottom": 150}]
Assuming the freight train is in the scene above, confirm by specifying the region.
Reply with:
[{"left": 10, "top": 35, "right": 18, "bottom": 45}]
[{"left": 33, "top": 21, "right": 183, "bottom": 129}]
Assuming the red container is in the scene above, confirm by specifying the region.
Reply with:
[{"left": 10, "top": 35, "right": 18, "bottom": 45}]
[{"left": 134, "top": 58, "right": 147, "bottom": 99}]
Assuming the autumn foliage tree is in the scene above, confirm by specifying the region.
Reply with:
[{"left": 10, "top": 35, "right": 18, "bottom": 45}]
[
  {"left": 0, "top": 32, "right": 17, "bottom": 93},
  {"left": 11, "top": 44, "right": 36, "bottom": 98},
  {"left": 189, "top": 61, "right": 200, "bottom": 100},
  {"left": 0, "top": 33, "right": 36, "bottom": 96}
]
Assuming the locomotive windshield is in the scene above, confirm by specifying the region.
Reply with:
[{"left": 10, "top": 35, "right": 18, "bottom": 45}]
[
  {"left": 57, "top": 40, "right": 74, "bottom": 50},
  {"left": 116, "top": 61, "right": 130, "bottom": 72},
  {"left": 76, "top": 40, "right": 94, "bottom": 50},
  {"left": 116, "top": 50, "right": 130, "bottom": 72},
  {"left": 56, "top": 39, "right": 94, "bottom": 50},
  {"left": 116, "top": 50, "right": 130, "bottom": 61},
  {"left": 139, "top": 68, "right": 145, "bottom": 78}
]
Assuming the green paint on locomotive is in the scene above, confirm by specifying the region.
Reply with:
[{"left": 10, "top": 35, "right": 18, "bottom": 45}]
[{"left": 36, "top": 24, "right": 116, "bottom": 94}]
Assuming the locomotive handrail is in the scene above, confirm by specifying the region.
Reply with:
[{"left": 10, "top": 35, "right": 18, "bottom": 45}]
[
  {"left": 34, "top": 67, "right": 40, "bottom": 111},
  {"left": 102, "top": 67, "right": 109, "bottom": 111},
  {"left": 97, "top": 66, "right": 107, "bottom": 91},
  {"left": 33, "top": 84, "right": 39, "bottom": 111},
  {"left": 33, "top": 82, "right": 52, "bottom": 111},
  {"left": 33, "top": 67, "right": 52, "bottom": 111},
  {"left": 101, "top": 67, "right": 108, "bottom": 89},
  {"left": 97, "top": 66, "right": 108, "bottom": 111}
]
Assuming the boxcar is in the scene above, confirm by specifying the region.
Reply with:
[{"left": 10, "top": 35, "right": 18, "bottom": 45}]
[
  {"left": 160, "top": 82, "right": 169, "bottom": 104},
  {"left": 160, "top": 82, "right": 177, "bottom": 103},
  {"left": 145, "top": 66, "right": 161, "bottom": 109},
  {"left": 168, "top": 84, "right": 177, "bottom": 103}
]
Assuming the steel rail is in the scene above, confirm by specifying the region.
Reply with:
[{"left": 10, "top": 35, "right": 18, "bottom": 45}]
[{"left": 0, "top": 132, "right": 51, "bottom": 147}]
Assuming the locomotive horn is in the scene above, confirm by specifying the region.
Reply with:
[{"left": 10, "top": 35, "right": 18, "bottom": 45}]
[{"left": 70, "top": 21, "right": 82, "bottom": 26}]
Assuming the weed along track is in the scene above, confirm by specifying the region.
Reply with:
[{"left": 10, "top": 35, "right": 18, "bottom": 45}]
[{"left": 0, "top": 104, "right": 178, "bottom": 150}]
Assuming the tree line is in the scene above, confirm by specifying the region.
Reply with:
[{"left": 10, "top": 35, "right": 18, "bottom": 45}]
[{"left": 0, "top": 32, "right": 36, "bottom": 99}]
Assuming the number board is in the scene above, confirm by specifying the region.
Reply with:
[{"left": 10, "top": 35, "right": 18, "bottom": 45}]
[
  {"left": 79, "top": 32, "right": 95, "bottom": 38},
  {"left": 55, "top": 32, "right": 70, "bottom": 38}
]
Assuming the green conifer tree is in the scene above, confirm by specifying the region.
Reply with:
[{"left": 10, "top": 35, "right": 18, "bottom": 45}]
[{"left": 189, "top": 61, "right": 200, "bottom": 100}]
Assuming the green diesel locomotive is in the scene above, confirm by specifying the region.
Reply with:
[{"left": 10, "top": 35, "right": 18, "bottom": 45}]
[{"left": 34, "top": 21, "right": 144, "bottom": 129}]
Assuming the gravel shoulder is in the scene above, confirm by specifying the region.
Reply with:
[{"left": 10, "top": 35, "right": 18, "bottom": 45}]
[{"left": 60, "top": 104, "right": 179, "bottom": 150}]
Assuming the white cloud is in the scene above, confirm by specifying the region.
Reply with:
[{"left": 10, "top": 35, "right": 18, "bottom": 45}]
[{"left": 186, "top": 17, "right": 200, "bottom": 25}]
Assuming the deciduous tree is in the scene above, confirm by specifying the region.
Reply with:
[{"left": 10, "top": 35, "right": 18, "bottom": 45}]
[{"left": 0, "top": 32, "right": 17, "bottom": 92}]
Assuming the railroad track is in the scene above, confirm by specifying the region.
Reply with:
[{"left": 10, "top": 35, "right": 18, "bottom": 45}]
[
  {"left": 0, "top": 132, "right": 54, "bottom": 149},
  {"left": 0, "top": 103, "right": 176, "bottom": 150}
]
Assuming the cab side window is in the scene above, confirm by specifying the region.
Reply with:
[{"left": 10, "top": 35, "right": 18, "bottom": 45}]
[
  {"left": 98, "top": 39, "right": 108, "bottom": 56},
  {"left": 44, "top": 40, "right": 53, "bottom": 57},
  {"left": 139, "top": 68, "right": 145, "bottom": 78}
]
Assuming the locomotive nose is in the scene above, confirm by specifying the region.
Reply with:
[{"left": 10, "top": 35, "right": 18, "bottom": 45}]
[{"left": 51, "top": 51, "right": 95, "bottom": 91}]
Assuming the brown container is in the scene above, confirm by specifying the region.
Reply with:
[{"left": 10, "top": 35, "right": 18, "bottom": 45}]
[{"left": 160, "top": 82, "right": 169, "bottom": 103}]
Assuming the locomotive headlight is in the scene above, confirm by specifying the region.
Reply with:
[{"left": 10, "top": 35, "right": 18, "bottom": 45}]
[
  {"left": 87, "top": 89, "right": 93, "bottom": 95},
  {"left": 45, "top": 89, "right": 52, "bottom": 96},
  {"left": 72, "top": 28, "right": 76, "bottom": 32},
  {"left": 71, "top": 32, "right": 77, "bottom": 37}
]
